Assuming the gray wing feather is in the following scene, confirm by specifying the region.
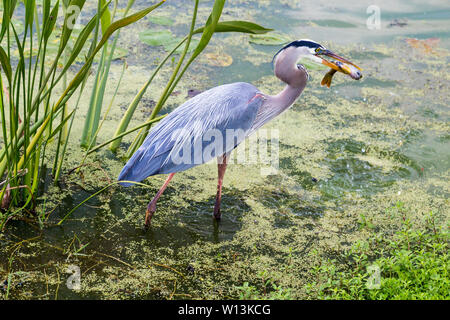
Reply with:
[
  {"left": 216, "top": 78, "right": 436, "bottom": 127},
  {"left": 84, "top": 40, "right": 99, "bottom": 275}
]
[{"left": 118, "top": 82, "right": 263, "bottom": 186}]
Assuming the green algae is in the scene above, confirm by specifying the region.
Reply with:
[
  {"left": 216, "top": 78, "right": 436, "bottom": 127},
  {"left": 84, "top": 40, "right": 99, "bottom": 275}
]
[
  {"left": 308, "top": 20, "right": 357, "bottom": 28},
  {"left": 148, "top": 16, "right": 175, "bottom": 27},
  {"left": 249, "top": 32, "right": 290, "bottom": 45}
]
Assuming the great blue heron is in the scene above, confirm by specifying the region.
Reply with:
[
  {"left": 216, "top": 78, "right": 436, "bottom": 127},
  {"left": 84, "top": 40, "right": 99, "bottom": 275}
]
[{"left": 118, "top": 39, "right": 362, "bottom": 228}]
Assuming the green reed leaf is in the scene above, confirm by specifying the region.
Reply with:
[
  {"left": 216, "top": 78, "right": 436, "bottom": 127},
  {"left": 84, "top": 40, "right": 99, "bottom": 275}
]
[
  {"left": 194, "top": 20, "right": 273, "bottom": 35},
  {"left": 0, "top": 46, "right": 12, "bottom": 83}
]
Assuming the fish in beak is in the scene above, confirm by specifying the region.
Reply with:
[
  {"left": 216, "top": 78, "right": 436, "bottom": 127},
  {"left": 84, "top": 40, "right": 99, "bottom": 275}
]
[
  {"left": 316, "top": 49, "right": 362, "bottom": 71},
  {"left": 315, "top": 49, "right": 362, "bottom": 87}
]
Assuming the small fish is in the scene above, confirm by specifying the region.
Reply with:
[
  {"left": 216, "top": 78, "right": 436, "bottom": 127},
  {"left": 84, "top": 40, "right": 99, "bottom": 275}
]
[
  {"left": 321, "top": 61, "right": 362, "bottom": 88},
  {"left": 321, "top": 68, "right": 337, "bottom": 88}
]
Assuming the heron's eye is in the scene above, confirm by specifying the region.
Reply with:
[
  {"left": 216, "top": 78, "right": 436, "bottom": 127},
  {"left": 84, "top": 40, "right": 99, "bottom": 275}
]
[{"left": 315, "top": 47, "right": 322, "bottom": 53}]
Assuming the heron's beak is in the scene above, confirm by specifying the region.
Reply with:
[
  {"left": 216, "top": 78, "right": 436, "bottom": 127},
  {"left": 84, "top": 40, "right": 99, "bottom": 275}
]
[{"left": 316, "top": 49, "right": 362, "bottom": 72}]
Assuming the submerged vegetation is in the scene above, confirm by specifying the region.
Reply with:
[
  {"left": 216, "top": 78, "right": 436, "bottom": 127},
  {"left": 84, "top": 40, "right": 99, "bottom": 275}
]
[
  {"left": 233, "top": 202, "right": 448, "bottom": 300},
  {"left": 0, "top": 0, "right": 449, "bottom": 300},
  {"left": 307, "top": 202, "right": 448, "bottom": 300},
  {"left": 0, "top": 0, "right": 167, "bottom": 226}
]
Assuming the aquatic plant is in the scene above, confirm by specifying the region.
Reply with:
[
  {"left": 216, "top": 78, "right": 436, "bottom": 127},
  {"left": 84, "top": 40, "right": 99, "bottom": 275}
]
[
  {"left": 0, "top": 0, "right": 165, "bottom": 228},
  {"left": 307, "top": 202, "right": 449, "bottom": 300},
  {"left": 79, "top": 0, "right": 129, "bottom": 150}
]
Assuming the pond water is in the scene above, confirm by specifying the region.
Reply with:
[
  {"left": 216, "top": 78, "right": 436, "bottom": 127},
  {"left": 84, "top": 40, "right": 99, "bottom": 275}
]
[{"left": 0, "top": 0, "right": 449, "bottom": 299}]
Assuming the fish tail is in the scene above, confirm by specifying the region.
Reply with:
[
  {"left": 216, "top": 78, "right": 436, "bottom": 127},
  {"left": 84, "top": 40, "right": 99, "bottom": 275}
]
[{"left": 321, "top": 73, "right": 332, "bottom": 88}]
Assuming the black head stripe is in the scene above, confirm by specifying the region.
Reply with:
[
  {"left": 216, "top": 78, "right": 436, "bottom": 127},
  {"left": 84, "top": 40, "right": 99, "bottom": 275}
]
[
  {"left": 287, "top": 40, "right": 321, "bottom": 49},
  {"left": 271, "top": 40, "right": 322, "bottom": 68}
]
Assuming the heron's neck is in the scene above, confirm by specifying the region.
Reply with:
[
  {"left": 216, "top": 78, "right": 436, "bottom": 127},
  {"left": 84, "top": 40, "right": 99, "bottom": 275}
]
[
  {"left": 270, "top": 48, "right": 309, "bottom": 110},
  {"left": 269, "top": 83, "right": 306, "bottom": 112},
  {"left": 251, "top": 48, "right": 309, "bottom": 131},
  {"left": 252, "top": 83, "right": 306, "bottom": 132}
]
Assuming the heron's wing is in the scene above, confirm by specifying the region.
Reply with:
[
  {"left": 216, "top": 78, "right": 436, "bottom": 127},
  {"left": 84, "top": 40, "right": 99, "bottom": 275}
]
[{"left": 118, "top": 82, "right": 264, "bottom": 185}]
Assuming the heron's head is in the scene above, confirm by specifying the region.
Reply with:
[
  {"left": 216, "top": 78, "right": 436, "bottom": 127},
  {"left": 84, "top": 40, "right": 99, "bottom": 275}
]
[{"left": 272, "top": 39, "right": 362, "bottom": 85}]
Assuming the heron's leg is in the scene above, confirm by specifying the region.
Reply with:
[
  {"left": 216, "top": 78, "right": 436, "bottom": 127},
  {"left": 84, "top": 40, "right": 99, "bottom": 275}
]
[
  {"left": 213, "top": 153, "right": 229, "bottom": 220},
  {"left": 145, "top": 173, "right": 175, "bottom": 228}
]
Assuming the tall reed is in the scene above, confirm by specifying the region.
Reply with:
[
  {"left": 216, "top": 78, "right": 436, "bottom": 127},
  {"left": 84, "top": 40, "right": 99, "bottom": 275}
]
[{"left": 0, "top": 0, "right": 165, "bottom": 229}]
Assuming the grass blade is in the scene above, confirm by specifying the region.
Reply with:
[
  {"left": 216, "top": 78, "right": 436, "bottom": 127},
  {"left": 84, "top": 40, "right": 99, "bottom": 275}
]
[
  {"left": 194, "top": 20, "right": 273, "bottom": 34},
  {"left": 0, "top": 46, "right": 12, "bottom": 83}
]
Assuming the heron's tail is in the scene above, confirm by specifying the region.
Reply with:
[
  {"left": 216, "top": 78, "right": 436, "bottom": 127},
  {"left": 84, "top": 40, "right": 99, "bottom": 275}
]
[
  {"left": 117, "top": 150, "right": 166, "bottom": 186},
  {"left": 117, "top": 165, "right": 136, "bottom": 187}
]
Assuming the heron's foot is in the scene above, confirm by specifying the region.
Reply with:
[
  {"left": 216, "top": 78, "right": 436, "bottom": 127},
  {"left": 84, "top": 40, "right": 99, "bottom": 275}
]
[{"left": 144, "top": 202, "right": 157, "bottom": 229}]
